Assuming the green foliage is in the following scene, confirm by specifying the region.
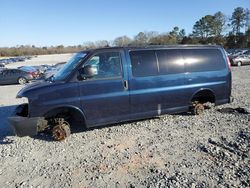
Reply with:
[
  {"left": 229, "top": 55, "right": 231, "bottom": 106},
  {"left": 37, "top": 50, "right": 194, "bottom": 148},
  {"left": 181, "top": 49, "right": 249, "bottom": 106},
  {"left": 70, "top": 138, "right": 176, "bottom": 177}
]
[
  {"left": 193, "top": 12, "right": 226, "bottom": 39},
  {"left": 193, "top": 15, "right": 215, "bottom": 38},
  {"left": 230, "top": 7, "right": 247, "bottom": 35},
  {"left": 213, "top": 11, "right": 226, "bottom": 36}
]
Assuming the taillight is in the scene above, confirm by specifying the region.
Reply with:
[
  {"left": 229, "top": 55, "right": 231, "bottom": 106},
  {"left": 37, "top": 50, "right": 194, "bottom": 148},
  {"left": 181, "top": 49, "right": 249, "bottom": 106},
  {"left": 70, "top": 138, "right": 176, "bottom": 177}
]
[
  {"left": 226, "top": 56, "right": 231, "bottom": 71},
  {"left": 28, "top": 72, "right": 35, "bottom": 77}
]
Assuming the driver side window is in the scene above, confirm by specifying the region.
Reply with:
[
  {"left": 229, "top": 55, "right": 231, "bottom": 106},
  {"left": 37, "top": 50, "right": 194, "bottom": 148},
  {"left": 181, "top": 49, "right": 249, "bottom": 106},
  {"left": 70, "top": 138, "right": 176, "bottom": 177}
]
[{"left": 82, "top": 52, "right": 122, "bottom": 80}]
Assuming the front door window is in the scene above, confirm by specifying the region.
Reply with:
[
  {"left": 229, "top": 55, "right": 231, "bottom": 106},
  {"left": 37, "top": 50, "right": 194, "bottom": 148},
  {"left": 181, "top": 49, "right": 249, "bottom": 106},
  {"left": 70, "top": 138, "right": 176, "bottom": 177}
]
[{"left": 82, "top": 52, "right": 122, "bottom": 80}]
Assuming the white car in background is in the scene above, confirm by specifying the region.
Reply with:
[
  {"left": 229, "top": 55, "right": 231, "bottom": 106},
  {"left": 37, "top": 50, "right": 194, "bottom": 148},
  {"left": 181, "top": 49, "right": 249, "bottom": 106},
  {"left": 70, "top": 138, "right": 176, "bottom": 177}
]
[{"left": 232, "top": 55, "right": 250, "bottom": 66}]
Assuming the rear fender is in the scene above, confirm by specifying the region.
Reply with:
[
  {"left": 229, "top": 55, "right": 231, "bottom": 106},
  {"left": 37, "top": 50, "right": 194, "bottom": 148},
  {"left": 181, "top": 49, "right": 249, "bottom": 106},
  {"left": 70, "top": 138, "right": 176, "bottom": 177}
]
[{"left": 189, "top": 88, "right": 216, "bottom": 104}]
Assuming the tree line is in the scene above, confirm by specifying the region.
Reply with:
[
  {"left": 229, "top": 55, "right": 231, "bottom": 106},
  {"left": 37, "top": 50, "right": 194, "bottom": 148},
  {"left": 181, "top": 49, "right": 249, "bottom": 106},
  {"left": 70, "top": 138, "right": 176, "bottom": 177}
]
[{"left": 0, "top": 6, "right": 249, "bottom": 57}]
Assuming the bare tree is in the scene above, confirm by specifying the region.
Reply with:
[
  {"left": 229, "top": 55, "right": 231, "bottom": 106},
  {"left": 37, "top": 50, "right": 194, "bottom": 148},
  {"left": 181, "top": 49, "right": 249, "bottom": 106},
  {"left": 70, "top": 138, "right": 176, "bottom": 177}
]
[
  {"left": 95, "top": 40, "right": 110, "bottom": 48},
  {"left": 113, "top": 36, "right": 132, "bottom": 47}
]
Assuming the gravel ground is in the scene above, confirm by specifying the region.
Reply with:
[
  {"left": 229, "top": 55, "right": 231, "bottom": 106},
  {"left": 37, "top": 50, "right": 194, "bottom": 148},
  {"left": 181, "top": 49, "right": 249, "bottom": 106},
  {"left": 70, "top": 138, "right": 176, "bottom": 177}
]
[{"left": 0, "top": 66, "right": 249, "bottom": 187}]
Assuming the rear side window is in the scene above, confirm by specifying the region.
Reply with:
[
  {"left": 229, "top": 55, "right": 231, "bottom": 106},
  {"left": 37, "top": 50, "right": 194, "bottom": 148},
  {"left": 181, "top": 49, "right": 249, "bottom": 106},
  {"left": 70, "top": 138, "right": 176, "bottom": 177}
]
[
  {"left": 130, "top": 50, "right": 158, "bottom": 77},
  {"left": 156, "top": 50, "right": 184, "bottom": 74},
  {"left": 5, "top": 70, "right": 13, "bottom": 75},
  {"left": 13, "top": 70, "right": 20, "bottom": 74},
  {"left": 182, "top": 49, "right": 226, "bottom": 72}
]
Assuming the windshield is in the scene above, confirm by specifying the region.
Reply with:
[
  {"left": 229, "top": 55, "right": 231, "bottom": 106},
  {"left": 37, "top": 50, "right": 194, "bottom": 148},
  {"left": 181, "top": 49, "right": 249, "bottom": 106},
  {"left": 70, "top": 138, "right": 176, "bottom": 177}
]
[{"left": 53, "top": 52, "right": 87, "bottom": 81}]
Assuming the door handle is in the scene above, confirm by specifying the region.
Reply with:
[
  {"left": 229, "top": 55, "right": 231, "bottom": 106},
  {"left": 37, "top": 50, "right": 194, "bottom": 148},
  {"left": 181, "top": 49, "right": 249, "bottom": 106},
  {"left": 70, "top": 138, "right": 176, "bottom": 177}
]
[{"left": 123, "top": 80, "right": 128, "bottom": 90}]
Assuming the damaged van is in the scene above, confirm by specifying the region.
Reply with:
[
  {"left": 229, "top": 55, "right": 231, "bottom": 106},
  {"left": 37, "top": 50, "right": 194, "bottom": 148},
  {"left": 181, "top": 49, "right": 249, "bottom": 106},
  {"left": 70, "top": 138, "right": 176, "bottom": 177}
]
[{"left": 8, "top": 45, "right": 233, "bottom": 141}]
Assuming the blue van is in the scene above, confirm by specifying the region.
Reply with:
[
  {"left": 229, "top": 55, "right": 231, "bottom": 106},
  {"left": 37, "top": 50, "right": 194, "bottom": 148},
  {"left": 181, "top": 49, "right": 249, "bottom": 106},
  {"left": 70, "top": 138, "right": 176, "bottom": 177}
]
[{"left": 9, "top": 45, "right": 232, "bottom": 140}]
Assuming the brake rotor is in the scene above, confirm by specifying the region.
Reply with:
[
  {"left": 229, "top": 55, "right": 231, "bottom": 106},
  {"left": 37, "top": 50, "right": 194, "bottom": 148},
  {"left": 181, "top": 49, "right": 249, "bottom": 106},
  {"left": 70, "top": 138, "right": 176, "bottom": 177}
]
[
  {"left": 194, "top": 103, "right": 205, "bottom": 115},
  {"left": 52, "top": 119, "right": 71, "bottom": 141}
]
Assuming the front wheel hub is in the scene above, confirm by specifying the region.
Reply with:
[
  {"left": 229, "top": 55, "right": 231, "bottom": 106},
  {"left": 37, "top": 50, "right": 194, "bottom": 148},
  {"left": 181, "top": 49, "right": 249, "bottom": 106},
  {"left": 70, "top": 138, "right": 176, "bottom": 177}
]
[{"left": 52, "top": 119, "right": 71, "bottom": 141}]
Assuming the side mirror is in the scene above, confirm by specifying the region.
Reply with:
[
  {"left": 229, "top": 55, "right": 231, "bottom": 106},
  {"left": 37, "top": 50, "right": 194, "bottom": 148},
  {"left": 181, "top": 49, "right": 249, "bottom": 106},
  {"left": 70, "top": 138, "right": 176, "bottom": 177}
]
[{"left": 78, "top": 65, "right": 98, "bottom": 80}]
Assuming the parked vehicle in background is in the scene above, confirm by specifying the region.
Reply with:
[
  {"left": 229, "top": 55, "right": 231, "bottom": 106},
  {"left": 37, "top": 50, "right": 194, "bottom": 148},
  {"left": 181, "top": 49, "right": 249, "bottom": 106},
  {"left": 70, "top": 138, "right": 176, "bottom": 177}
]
[
  {"left": 231, "top": 55, "right": 250, "bottom": 66},
  {"left": 16, "top": 57, "right": 25, "bottom": 62},
  {"left": 0, "top": 69, "right": 34, "bottom": 85},
  {"left": 0, "top": 56, "right": 34, "bottom": 65},
  {"left": 8, "top": 45, "right": 233, "bottom": 141},
  {"left": 18, "top": 66, "right": 41, "bottom": 78},
  {"left": 0, "top": 63, "right": 5, "bottom": 68},
  {"left": 32, "top": 65, "right": 50, "bottom": 74},
  {"left": 226, "top": 49, "right": 250, "bottom": 56},
  {"left": 0, "top": 59, "right": 11, "bottom": 65},
  {"left": 42, "top": 62, "right": 66, "bottom": 79}
]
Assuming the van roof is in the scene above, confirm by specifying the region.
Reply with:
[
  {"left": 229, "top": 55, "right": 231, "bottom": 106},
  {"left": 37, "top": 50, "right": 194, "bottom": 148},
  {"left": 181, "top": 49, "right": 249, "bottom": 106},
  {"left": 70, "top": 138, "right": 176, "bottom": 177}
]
[{"left": 80, "top": 45, "right": 223, "bottom": 53}]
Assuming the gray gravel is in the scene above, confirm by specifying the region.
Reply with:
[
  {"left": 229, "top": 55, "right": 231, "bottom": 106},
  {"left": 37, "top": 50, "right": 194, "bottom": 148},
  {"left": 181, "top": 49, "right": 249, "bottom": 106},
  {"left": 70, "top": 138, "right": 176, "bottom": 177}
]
[{"left": 0, "top": 66, "right": 249, "bottom": 187}]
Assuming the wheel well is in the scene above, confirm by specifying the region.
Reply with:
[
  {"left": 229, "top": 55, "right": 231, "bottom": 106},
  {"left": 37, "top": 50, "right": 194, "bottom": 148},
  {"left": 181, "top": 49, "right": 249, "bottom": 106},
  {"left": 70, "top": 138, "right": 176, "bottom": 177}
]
[
  {"left": 44, "top": 107, "right": 86, "bottom": 126},
  {"left": 191, "top": 89, "right": 216, "bottom": 104}
]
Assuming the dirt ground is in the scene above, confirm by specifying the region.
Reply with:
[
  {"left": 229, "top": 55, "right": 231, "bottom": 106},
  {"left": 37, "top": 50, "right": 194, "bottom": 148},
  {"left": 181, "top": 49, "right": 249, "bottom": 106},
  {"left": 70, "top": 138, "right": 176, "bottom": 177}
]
[{"left": 0, "top": 55, "right": 249, "bottom": 187}]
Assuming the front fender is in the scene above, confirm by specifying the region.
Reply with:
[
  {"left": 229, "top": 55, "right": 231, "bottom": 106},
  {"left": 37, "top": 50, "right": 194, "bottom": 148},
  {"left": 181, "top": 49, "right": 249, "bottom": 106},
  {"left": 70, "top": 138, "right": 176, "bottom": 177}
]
[{"left": 43, "top": 105, "right": 87, "bottom": 126}]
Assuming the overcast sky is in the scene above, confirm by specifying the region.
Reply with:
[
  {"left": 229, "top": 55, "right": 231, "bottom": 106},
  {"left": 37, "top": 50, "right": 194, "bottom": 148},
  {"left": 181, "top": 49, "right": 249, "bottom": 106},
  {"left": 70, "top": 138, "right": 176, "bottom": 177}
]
[{"left": 0, "top": 0, "right": 249, "bottom": 47}]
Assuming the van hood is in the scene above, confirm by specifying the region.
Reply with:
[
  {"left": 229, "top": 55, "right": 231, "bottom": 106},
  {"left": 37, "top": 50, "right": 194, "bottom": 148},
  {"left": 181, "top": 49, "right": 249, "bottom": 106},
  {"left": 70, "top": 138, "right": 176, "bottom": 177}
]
[{"left": 17, "top": 80, "right": 64, "bottom": 98}]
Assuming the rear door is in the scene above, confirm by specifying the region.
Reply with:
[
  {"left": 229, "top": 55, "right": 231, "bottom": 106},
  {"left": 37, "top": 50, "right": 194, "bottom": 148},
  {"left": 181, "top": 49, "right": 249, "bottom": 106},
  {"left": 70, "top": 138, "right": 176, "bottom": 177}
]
[
  {"left": 128, "top": 49, "right": 187, "bottom": 117},
  {"left": 78, "top": 50, "right": 130, "bottom": 127},
  {"left": 155, "top": 49, "right": 187, "bottom": 110},
  {"left": 8, "top": 70, "right": 18, "bottom": 84},
  {"left": 128, "top": 50, "right": 160, "bottom": 117}
]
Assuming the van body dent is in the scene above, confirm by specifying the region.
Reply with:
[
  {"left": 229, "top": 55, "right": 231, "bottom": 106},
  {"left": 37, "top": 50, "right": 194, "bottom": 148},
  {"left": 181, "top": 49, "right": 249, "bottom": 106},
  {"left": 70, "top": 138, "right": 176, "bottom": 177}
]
[{"left": 8, "top": 45, "right": 233, "bottom": 138}]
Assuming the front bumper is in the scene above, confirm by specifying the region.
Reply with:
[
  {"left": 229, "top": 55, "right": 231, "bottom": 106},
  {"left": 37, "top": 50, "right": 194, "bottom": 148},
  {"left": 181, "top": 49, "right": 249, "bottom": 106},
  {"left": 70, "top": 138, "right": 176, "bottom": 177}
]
[
  {"left": 230, "top": 96, "right": 234, "bottom": 103},
  {"left": 8, "top": 116, "right": 48, "bottom": 137},
  {"left": 8, "top": 104, "right": 48, "bottom": 137}
]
